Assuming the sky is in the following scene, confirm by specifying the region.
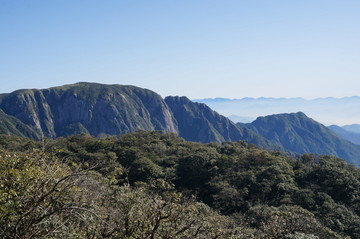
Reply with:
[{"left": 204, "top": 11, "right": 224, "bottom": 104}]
[{"left": 1, "top": 0, "right": 360, "bottom": 99}]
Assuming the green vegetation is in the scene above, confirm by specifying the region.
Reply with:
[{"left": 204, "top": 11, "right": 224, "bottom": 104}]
[{"left": 0, "top": 131, "right": 359, "bottom": 238}]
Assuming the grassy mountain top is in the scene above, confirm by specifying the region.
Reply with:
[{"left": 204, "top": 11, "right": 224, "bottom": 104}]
[{"left": 45, "top": 82, "right": 151, "bottom": 101}]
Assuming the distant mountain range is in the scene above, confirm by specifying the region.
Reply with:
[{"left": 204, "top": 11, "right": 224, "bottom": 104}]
[
  {"left": 0, "top": 82, "right": 360, "bottom": 166},
  {"left": 342, "top": 124, "right": 360, "bottom": 134},
  {"left": 194, "top": 97, "right": 360, "bottom": 126},
  {"left": 328, "top": 125, "right": 360, "bottom": 145}
]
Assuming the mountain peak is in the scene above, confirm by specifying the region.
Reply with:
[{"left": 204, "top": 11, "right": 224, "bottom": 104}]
[
  {"left": 245, "top": 112, "right": 360, "bottom": 166},
  {"left": 164, "top": 96, "right": 192, "bottom": 104}
]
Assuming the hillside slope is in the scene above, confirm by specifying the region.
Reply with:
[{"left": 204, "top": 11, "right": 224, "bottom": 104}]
[
  {"left": 0, "top": 109, "right": 41, "bottom": 140},
  {"left": 242, "top": 112, "right": 360, "bottom": 166},
  {"left": 165, "top": 96, "right": 281, "bottom": 149},
  {"left": 328, "top": 125, "right": 360, "bottom": 145}
]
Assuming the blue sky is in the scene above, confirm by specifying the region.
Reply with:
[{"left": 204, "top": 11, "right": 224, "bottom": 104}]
[{"left": 1, "top": 0, "right": 360, "bottom": 99}]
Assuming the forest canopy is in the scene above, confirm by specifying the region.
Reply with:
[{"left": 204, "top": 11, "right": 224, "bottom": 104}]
[{"left": 0, "top": 131, "right": 359, "bottom": 238}]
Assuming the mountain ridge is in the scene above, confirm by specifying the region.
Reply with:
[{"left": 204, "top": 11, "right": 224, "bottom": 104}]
[
  {"left": 0, "top": 82, "right": 277, "bottom": 149},
  {"left": 0, "top": 82, "right": 359, "bottom": 166}
]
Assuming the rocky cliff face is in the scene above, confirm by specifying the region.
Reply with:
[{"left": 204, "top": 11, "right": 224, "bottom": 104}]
[
  {"left": 0, "top": 83, "right": 178, "bottom": 138},
  {"left": 0, "top": 109, "right": 41, "bottom": 140},
  {"left": 0, "top": 83, "right": 279, "bottom": 149},
  {"left": 0, "top": 89, "right": 55, "bottom": 137}
]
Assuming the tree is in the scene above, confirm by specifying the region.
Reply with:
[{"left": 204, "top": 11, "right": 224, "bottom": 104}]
[
  {"left": 246, "top": 205, "right": 343, "bottom": 239},
  {"left": 96, "top": 180, "right": 253, "bottom": 239},
  {"left": 0, "top": 150, "right": 98, "bottom": 238}
]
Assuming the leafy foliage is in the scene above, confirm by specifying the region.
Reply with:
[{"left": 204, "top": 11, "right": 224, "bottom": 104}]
[{"left": 1, "top": 131, "right": 359, "bottom": 238}]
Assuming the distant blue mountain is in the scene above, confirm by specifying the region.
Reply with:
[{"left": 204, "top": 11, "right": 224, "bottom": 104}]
[
  {"left": 328, "top": 125, "right": 360, "bottom": 145},
  {"left": 342, "top": 124, "right": 360, "bottom": 134},
  {"left": 193, "top": 97, "right": 360, "bottom": 126}
]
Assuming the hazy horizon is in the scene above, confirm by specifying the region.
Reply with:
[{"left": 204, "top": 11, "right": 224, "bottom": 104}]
[
  {"left": 193, "top": 95, "right": 360, "bottom": 101},
  {"left": 195, "top": 97, "right": 360, "bottom": 126}
]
